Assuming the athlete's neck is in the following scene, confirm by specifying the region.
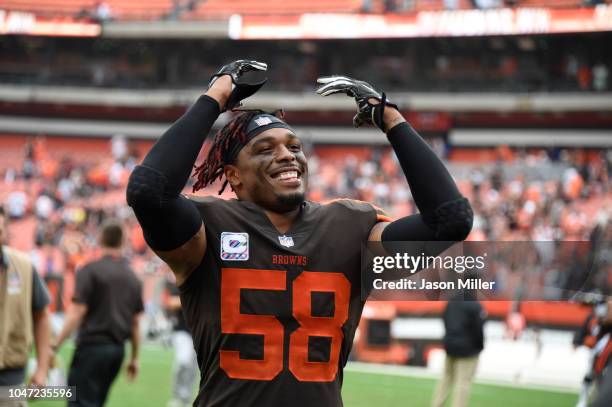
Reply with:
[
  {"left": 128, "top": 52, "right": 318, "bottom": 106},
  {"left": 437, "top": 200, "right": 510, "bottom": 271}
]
[{"left": 264, "top": 206, "right": 301, "bottom": 235}]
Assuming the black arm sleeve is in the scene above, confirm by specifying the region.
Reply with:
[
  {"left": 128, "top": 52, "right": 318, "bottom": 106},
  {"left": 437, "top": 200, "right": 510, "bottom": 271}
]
[
  {"left": 382, "top": 122, "right": 473, "bottom": 242},
  {"left": 126, "top": 95, "right": 221, "bottom": 250}
]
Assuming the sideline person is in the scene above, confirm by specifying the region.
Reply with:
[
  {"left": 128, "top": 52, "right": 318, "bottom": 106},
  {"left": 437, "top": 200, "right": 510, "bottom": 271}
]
[{"left": 53, "top": 220, "right": 143, "bottom": 407}]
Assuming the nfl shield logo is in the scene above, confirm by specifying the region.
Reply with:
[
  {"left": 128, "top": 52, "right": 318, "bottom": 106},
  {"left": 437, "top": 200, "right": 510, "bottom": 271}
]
[
  {"left": 278, "top": 235, "right": 294, "bottom": 247},
  {"left": 254, "top": 117, "right": 272, "bottom": 126}
]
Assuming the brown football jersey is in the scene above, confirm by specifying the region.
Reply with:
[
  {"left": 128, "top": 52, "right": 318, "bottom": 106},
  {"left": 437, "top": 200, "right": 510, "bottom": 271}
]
[{"left": 179, "top": 196, "right": 389, "bottom": 407}]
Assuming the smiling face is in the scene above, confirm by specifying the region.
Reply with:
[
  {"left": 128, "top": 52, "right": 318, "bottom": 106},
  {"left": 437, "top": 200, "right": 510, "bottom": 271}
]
[{"left": 224, "top": 127, "right": 308, "bottom": 213}]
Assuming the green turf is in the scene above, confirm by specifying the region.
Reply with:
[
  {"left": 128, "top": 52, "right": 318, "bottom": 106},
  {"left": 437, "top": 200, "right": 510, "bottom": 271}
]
[
  {"left": 35, "top": 345, "right": 578, "bottom": 407},
  {"left": 342, "top": 371, "right": 577, "bottom": 407}
]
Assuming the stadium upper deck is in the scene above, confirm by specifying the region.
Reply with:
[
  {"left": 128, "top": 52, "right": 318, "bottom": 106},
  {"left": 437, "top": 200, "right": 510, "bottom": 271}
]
[
  {"left": 0, "top": 34, "right": 609, "bottom": 93},
  {"left": 0, "top": 0, "right": 607, "bottom": 21},
  {"left": 0, "top": 0, "right": 610, "bottom": 144}
]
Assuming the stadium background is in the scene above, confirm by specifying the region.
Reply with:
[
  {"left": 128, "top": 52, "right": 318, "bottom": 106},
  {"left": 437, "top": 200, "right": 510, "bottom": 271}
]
[{"left": 0, "top": 0, "right": 611, "bottom": 406}]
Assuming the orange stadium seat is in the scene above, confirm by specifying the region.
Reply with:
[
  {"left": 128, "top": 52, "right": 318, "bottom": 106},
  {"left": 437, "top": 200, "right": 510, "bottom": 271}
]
[
  {"left": 185, "top": 0, "right": 364, "bottom": 19},
  {"left": 1, "top": 0, "right": 174, "bottom": 20},
  {"left": 184, "top": 0, "right": 481, "bottom": 19},
  {"left": 517, "top": 0, "right": 583, "bottom": 8},
  {"left": 0, "top": 0, "right": 590, "bottom": 20},
  {"left": 412, "top": 0, "right": 466, "bottom": 11}
]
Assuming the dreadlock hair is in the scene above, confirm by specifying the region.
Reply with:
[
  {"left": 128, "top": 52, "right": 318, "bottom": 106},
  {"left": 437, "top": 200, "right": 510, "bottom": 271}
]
[{"left": 192, "top": 108, "right": 285, "bottom": 195}]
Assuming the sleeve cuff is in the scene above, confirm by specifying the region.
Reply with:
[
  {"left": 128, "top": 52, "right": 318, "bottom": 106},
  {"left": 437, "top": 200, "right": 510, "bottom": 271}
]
[
  {"left": 386, "top": 122, "right": 414, "bottom": 141},
  {"left": 196, "top": 94, "right": 222, "bottom": 116}
]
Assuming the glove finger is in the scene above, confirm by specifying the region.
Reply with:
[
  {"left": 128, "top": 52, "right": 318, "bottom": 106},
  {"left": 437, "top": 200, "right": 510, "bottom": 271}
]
[
  {"left": 314, "top": 82, "right": 340, "bottom": 94},
  {"left": 320, "top": 76, "right": 380, "bottom": 99},
  {"left": 316, "top": 85, "right": 353, "bottom": 97},
  {"left": 239, "top": 60, "right": 268, "bottom": 73},
  {"left": 315, "top": 79, "right": 356, "bottom": 95},
  {"left": 359, "top": 82, "right": 380, "bottom": 97},
  {"left": 319, "top": 88, "right": 354, "bottom": 97},
  {"left": 316, "top": 75, "right": 354, "bottom": 85}
]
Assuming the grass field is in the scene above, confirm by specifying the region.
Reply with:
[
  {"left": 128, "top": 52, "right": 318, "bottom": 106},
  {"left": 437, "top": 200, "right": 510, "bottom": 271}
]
[{"left": 36, "top": 344, "right": 578, "bottom": 407}]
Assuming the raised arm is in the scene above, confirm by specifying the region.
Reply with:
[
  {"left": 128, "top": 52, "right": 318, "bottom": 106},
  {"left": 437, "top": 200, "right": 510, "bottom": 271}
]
[
  {"left": 126, "top": 60, "right": 267, "bottom": 285},
  {"left": 315, "top": 76, "right": 473, "bottom": 246},
  {"left": 371, "top": 106, "right": 472, "bottom": 245}
]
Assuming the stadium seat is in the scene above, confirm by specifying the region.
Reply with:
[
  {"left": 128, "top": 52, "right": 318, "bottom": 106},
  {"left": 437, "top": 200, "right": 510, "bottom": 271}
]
[
  {"left": 0, "top": 0, "right": 590, "bottom": 21},
  {"left": 184, "top": 0, "right": 364, "bottom": 20},
  {"left": 517, "top": 0, "right": 583, "bottom": 8},
  {"left": 1, "top": 0, "right": 174, "bottom": 20}
]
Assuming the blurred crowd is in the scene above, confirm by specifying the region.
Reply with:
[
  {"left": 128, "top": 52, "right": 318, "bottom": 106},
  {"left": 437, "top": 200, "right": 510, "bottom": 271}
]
[
  {"left": 61, "top": 0, "right": 612, "bottom": 23},
  {"left": 1, "top": 135, "right": 161, "bottom": 313},
  {"left": 0, "top": 134, "right": 610, "bottom": 308},
  {"left": 310, "top": 144, "right": 611, "bottom": 299},
  {"left": 0, "top": 34, "right": 610, "bottom": 93},
  {"left": 309, "top": 145, "right": 611, "bottom": 241},
  {"left": 74, "top": 0, "right": 612, "bottom": 21},
  {"left": 369, "top": 0, "right": 611, "bottom": 13}
]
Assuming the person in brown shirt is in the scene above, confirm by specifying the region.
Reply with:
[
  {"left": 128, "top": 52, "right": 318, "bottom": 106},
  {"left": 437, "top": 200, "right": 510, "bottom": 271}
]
[{"left": 53, "top": 219, "right": 144, "bottom": 407}]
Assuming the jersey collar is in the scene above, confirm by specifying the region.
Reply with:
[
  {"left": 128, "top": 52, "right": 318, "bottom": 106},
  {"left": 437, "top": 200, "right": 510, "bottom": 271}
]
[{"left": 238, "top": 200, "right": 310, "bottom": 237}]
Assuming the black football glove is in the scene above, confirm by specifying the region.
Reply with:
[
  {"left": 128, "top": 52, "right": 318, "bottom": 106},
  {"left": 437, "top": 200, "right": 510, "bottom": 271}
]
[
  {"left": 209, "top": 60, "right": 268, "bottom": 111},
  {"left": 315, "top": 76, "right": 398, "bottom": 131}
]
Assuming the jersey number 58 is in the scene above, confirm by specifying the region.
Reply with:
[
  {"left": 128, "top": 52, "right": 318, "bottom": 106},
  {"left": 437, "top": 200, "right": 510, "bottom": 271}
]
[{"left": 220, "top": 268, "right": 350, "bottom": 382}]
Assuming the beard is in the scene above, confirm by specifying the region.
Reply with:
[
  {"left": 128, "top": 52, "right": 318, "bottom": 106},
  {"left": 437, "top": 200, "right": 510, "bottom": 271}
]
[{"left": 274, "top": 192, "right": 305, "bottom": 213}]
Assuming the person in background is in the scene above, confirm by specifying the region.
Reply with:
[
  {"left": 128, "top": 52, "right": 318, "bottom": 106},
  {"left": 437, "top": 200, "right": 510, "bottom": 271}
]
[
  {"left": 588, "top": 299, "right": 612, "bottom": 407},
  {"left": 53, "top": 219, "right": 144, "bottom": 407},
  {"left": 592, "top": 62, "right": 609, "bottom": 92},
  {"left": 164, "top": 274, "right": 198, "bottom": 407},
  {"left": 432, "top": 284, "right": 486, "bottom": 407},
  {"left": 573, "top": 298, "right": 603, "bottom": 407},
  {"left": 0, "top": 206, "right": 52, "bottom": 405}
]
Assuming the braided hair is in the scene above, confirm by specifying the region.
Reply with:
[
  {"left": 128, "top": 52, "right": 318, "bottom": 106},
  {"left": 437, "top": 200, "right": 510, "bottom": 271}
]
[{"left": 192, "top": 109, "right": 285, "bottom": 194}]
